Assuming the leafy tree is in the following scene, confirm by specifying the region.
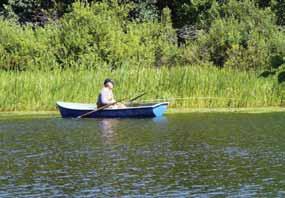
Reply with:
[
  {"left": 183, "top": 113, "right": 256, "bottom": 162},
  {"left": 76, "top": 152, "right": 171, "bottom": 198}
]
[
  {"left": 272, "top": 0, "right": 285, "bottom": 26},
  {"left": 183, "top": 0, "right": 279, "bottom": 69},
  {"left": 0, "top": 1, "right": 178, "bottom": 70},
  {"left": 125, "top": 0, "right": 158, "bottom": 21},
  {"left": 255, "top": 0, "right": 271, "bottom": 8},
  {"left": 0, "top": 0, "right": 74, "bottom": 24}
]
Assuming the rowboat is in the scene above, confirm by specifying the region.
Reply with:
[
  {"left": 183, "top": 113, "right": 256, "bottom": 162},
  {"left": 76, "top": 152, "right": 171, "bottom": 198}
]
[{"left": 56, "top": 102, "right": 169, "bottom": 118}]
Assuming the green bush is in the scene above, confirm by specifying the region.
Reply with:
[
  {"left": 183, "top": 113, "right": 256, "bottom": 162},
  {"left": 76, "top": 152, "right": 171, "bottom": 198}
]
[
  {"left": 181, "top": 0, "right": 280, "bottom": 70},
  {"left": 1, "top": 0, "right": 285, "bottom": 72},
  {"left": 0, "top": 20, "right": 48, "bottom": 70},
  {"left": 0, "top": 1, "right": 178, "bottom": 70}
]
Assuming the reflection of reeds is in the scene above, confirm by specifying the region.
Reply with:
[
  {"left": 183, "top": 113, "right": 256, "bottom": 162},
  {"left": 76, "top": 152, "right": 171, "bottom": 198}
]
[{"left": 0, "top": 66, "right": 282, "bottom": 111}]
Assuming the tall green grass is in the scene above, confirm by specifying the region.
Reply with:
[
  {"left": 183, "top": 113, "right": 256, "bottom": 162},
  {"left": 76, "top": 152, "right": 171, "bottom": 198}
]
[{"left": 0, "top": 66, "right": 283, "bottom": 111}]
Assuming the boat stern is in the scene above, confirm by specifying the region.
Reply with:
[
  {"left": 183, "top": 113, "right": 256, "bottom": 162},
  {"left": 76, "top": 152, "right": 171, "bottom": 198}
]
[{"left": 152, "top": 102, "right": 169, "bottom": 117}]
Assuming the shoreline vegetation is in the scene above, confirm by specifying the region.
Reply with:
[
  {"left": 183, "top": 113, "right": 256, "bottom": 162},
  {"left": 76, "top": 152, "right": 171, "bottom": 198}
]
[
  {"left": 1, "top": 67, "right": 284, "bottom": 112},
  {"left": 1, "top": 1, "right": 285, "bottom": 113},
  {"left": 1, "top": 107, "right": 285, "bottom": 120}
]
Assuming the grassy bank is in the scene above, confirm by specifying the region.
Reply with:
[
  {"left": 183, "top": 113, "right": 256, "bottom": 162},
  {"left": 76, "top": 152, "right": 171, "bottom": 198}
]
[
  {"left": 2, "top": 107, "right": 285, "bottom": 120},
  {"left": 0, "top": 66, "right": 284, "bottom": 111}
]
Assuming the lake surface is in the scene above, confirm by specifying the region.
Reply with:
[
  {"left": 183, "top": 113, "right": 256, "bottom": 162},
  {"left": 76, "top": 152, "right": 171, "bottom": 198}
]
[{"left": 0, "top": 113, "right": 285, "bottom": 197}]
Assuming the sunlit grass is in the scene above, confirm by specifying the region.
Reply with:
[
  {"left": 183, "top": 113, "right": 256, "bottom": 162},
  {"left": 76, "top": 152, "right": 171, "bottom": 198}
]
[{"left": 0, "top": 66, "right": 283, "bottom": 111}]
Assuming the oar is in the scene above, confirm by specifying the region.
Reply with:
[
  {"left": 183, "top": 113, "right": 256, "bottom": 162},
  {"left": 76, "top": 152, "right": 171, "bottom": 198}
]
[
  {"left": 127, "top": 92, "right": 147, "bottom": 103},
  {"left": 77, "top": 92, "right": 146, "bottom": 118}
]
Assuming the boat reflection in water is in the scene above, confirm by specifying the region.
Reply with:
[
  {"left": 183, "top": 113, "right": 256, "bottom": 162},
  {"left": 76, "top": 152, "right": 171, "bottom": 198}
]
[
  {"left": 98, "top": 119, "right": 119, "bottom": 144},
  {"left": 152, "top": 116, "right": 168, "bottom": 124},
  {"left": 97, "top": 116, "right": 168, "bottom": 144}
]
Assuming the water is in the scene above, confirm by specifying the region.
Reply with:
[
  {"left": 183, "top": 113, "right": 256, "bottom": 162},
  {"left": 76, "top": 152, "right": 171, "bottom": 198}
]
[{"left": 0, "top": 113, "right": 285, "bottom": 197}]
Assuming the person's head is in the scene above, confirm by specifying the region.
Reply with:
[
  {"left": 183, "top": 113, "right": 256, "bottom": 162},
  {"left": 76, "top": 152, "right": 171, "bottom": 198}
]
[{"left": 104, "top": 78, "right": 114, "bottom": 89}]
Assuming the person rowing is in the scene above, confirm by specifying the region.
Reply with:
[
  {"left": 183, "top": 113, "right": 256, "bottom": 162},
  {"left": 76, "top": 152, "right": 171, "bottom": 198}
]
[{"left": 97, "top": 78, "right": 126, "bottom": 109}]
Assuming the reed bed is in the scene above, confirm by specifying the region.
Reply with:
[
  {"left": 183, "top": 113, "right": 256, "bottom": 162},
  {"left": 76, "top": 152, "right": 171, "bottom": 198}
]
[{"left": 0, "top": 66, "right": 283, "bottom": 111}]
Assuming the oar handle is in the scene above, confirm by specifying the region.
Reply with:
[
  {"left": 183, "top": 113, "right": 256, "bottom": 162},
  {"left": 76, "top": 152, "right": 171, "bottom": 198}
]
[{"left": 129, "top": 92, "right": 147, "bottom": 102}]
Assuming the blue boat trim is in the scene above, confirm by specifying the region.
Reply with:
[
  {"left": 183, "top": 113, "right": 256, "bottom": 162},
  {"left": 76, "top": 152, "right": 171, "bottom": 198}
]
[{"left": 56, "top": 101, "right": 169, "bottom": 118}]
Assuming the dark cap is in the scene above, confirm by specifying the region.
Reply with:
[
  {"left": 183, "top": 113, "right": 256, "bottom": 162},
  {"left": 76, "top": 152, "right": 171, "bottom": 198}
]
[{"left": 104, "top": 78, "right": 114, "bottom": 86}]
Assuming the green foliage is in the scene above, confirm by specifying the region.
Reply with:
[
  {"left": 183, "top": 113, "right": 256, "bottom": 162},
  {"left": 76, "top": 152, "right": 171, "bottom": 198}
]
[
  {"left": 1, "top": 0, "right": 285, "bottom": 73},
  {"left": 182, "top": 0, "right": 280, "bottom": 70},
  {"left": 1, "top": 0, "right": 285, "bottom": 29},
  {"left": 272, "top": 0, "right": 285, "bottom": 26},
  {"left": 0, "top": 66, "right": 283, "bottom": 111},
  {"left": 153, "top": 0, "right": 214, "bottom": 29},
  {"left": 0, "top": 19, "right": 57, "bottom": 70},
  {"left": 1, "top": 0, "right": 285, "bottom": 110},
  {"left": 57, "top": 2, "right": 177, "bottom": 69},
  {"left": 0, "top": 0, "right": 74, "bottom": 24},
  {"left": 126, "top": 0, "right": 158, "bottom": 21},
  {"left": 0, "top": 1, "right": 178, "bottom": 70}
]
